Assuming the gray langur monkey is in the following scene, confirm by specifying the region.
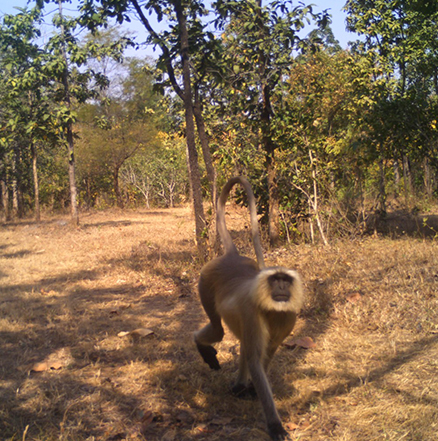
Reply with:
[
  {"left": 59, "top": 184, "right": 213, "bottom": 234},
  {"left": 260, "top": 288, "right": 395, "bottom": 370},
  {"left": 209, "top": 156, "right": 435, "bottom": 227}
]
[{"left": 194, "top": 176, "right": 304, "bottom": 441}]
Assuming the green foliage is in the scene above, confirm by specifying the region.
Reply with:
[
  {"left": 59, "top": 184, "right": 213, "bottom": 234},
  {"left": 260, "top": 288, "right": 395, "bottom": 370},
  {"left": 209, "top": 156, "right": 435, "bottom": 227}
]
[
  {"left": 2, "top": 0, "right": 438, "bottom": 241},
  {"left": 75, "top": 57, "right": 173, "bottom": 208},
  {"left": 344, "top": 0, "right": 438, "bottom": 208},
  {"left": 120, "top": 132, "right": 189, "bottom": 208}
]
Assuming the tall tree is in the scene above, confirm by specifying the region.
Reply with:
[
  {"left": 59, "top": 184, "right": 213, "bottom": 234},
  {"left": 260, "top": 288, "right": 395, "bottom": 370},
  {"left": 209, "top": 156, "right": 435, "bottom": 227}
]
[
  {"left": 345, "top": 0, "right": 438, "bottom": 202},
  {"left": 214, "top": 0, "right": 329, "bottom": 245},
  {"left": 32, "top": 0, "right": 126, "bottom": 224},
  {"left": 0, "top": 7, "right": 56, "bottom": 221},
  {"left": 76, "top": 58, "right": 163, "bottom": 208},
  {"left": 57, "top": 0, "right": 79, "bottom": 225},
  {"left": 79, "top": 0, "right": 220, "bottom": 255}
]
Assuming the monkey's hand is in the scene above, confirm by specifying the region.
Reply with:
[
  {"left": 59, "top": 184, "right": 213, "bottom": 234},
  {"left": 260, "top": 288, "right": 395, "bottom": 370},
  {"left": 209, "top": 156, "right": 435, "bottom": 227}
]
[
  {"left": 196, "top": 343, "right": 221, "bottom": 370},
  {"left": 268, "top": 422, "right": 290, "bottom": 441}
]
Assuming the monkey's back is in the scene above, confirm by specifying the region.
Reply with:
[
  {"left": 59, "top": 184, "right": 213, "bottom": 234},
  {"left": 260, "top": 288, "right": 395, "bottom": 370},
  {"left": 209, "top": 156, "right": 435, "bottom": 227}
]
[
  {"left": 200, "top": 253, "right": 259, "bottom": 295},
  {"left": 199, "top": 253, "right": 260, "bottom": 339}
]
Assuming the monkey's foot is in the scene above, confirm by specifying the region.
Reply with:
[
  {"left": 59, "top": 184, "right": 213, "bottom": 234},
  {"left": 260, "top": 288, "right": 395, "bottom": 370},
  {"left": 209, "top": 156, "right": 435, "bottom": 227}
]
[
  {"left": 231, "top": 382, "right": 257, "bottom": 399},
  {"left": 268, "top": 422, "right": 289, "bottom": 440},
  {"left": 196, "top": 343, "right": 221, "bottom": 370}
]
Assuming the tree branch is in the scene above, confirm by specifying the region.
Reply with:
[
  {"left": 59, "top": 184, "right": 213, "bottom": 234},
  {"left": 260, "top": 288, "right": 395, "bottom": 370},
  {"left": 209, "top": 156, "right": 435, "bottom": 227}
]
[{"left": 130, "top": 0, "right": 184, "bottom": 100}]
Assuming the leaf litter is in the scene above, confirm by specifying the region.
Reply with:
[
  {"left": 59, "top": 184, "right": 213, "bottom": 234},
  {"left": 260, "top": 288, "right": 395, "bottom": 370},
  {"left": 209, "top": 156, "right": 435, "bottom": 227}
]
[{"left": 1, "top": 207, "right": 438, "bottom": 441}]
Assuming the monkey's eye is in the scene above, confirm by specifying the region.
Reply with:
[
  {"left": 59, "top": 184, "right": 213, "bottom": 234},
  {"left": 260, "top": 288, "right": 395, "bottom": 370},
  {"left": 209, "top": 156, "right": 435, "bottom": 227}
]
[{"left": 267, "top": 273, "right": 293, "bottom": 287}]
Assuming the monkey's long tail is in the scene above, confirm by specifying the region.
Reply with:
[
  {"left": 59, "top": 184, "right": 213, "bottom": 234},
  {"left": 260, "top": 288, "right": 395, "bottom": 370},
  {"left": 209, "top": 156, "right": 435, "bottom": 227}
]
[{"left": 217, "top": 176, "right": 266, "bottom": 269}]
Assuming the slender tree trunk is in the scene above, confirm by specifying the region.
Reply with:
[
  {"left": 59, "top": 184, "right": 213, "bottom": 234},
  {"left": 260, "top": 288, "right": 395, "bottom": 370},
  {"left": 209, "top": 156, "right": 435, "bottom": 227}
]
[
  {"left": 59, "top": 0, "right": 79, "bottom": 226},
  {"left": 31, "top": 142, "right": 40, "bottom": 222},
  {"left": 308, "top": 199, "right": 314, "bottom": 244},
  {"left": 174, "top": 0, "right": 206, "bottom": 257},
  {"left": 131, "top": 0, "right": 208, "bottom": 256},
  {"left": 309, "top": 150, "right": 328, "bottom": 246},
  {"left": 423, "top": 157, "right": 433, "bottom": 198},
  {"left": 193, "top": 95, "right": 217, "bottom": 205},
  {"left": 378, "top": 157, "right": 386, "bottom": 214},
  {"left": 265, "top": 149, "right": 280, "bottom": 246},
  {"left": 393, "top": 159, "right": 400, "bottom": 198},
  {"left": 256, "top": 0, "right": 280, "bottom": 246},
  {"left": 402, "top": 154, "right": 413, "bottom": 205},
  {"left": 11, "top": 156, "right": 21, "bottom": 219},
  {"left": 1, "top": 179, "right": 10, "bottom": 221},
  {"left": 193, "top": 94, "right": 220, "bottom": 255},
  {"left": 66, "top": 124, "right": 79, "bottom": 224},
  {"left": 86, "top": 177, "right": 92, "bottom": 207},
  {"left": 12, "top": 179, "right": 19, "bottom": 218},
  {"left": 259, "top": 53, "right": 280, "bottom": 245},
  {"left": 261, "top": 85, "right": 280, "bottom": 246},
  {"left": 114, "top": 166, "right": 124, "bottom": 208}
]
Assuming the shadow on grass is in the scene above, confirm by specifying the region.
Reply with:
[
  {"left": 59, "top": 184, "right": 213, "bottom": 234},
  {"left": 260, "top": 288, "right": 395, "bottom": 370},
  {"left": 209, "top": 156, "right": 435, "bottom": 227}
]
[
  {"left": 7, "top": 223, "right": 435, "bottom": 440},
  {"left": 301, "top": 334, "right": 438, "bottom": 408},
  {"left": 1, "top": 249, "right": 33, "bottom": 259},
  {"left": 0, "top": 231, "right": 204, "bottom": 440},
  {"left": 368, "top": 211, "right": 438, "bottom": 238}
]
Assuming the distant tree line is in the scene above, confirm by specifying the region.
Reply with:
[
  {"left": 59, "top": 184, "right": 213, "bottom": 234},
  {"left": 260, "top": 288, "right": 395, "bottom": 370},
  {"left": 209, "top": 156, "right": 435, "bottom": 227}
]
[{"left": 1, "top": 0, "right": 438, "bottom": 249}]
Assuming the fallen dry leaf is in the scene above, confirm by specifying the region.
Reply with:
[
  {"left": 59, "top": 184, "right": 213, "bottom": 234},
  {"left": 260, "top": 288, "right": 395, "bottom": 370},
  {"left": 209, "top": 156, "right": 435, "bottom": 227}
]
[
  {"left": 284, "top": 336, "right": 316, "bottom": 349},
  {"left": 30, "top": 361, "right": 63, "bottom": 372},
  {"left": 140, "top": 410, "right": 154, "bottom": 427},
  {"left": 346, "top": 292, "right": 362, "bottom": 303},
  {"left": 30, "top": 362, "right": 49, "bottom": 372},
  {"left": 131, "top": 328, "right": 154, "bottom": 337},
  {"left": 196, "top": 424, "right": 213, "bottom": 434},
  {"left": 118, "top": 328, "right": 154, "bottom": 338},
  {"left": 285, "top": 422, "right": 300, "bottom": 431},
  {"left": 40, "top": 289, "right": 58, "bottom": 296}
]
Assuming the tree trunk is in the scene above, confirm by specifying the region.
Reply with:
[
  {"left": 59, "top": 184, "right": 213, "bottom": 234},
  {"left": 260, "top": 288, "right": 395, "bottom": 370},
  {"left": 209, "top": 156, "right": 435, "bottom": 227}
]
[
  {"left": 131, "top": 0, "right": 208, "bottom": 255},
  {"left": 256, "top": 0, "right": 280, "bottom": 246},
  {"left": 11, "top": 178, "right": 19, "bottom": 218},
  {"left": 1, "top": 179, "right": 10, "bottom": 221},
  {"left": 309, "top": 150, "right": 329, "bottom": 246},
  {"left": 193, "top": 94, "right": 220, "bottom": 255},
  {"left": 402, "top": 154, "right": 413, "bottom": 205},
  {"left": 66, "top": 124, "right": 79, "bottom": 225},
  {"left": 393, "top": 159, "right": 400, "bottom": 197},
  {"left": 59, "top": 0, "right": 79, "bottom": 226},
  {"left": 260, "top": 84, "right": 280, "bottom": 246},
  {"left": 193, "top": 95, "right": 217, "bottom": 205},
  {"left": 114, "top": 166, "right": 124, "bottom": 208},
  {"left": 175, "top": 0, "right": 207, "bottom": 257},
  {"left": 266, "top": 149, "right": 280, "bottom": 246},
  {"left": 31, "top": 142, "right": 41, "bottom": 222},
  {"left": 11, "top": 156, "right": 22, "bottom": 219},
  {"left": 423, "top": 156, "right": 433, "bottom": 198},
  {"left": 378, "top": 157, "right": 386, "bottom": 214}
]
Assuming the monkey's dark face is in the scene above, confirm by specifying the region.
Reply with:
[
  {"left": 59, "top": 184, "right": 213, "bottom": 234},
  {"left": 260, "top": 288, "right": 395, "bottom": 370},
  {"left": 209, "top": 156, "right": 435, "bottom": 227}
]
[
  {"left": 255, "top": 268, "right": 303, "bottom": 313},
  {"left": 268, "top": 273, "right": 294, "bottom": 302}
]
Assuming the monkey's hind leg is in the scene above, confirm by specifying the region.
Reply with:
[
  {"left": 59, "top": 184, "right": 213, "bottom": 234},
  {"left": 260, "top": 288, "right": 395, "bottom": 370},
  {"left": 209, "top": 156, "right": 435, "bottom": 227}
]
[{"left": 194, "top": 321, "right": 224, "bottom": 370}]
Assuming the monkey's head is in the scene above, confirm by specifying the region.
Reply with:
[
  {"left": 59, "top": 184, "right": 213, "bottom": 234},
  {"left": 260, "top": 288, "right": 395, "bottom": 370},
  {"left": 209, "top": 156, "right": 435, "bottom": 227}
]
[{"left": 254, "top": 268, "right": 304, "bottom": 313}]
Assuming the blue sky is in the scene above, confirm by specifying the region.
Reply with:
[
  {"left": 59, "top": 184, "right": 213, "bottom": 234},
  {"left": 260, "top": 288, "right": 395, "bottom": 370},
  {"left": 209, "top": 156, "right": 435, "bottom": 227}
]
[{"left": 0, "top": 0, "right": 357, "bottom": 56}]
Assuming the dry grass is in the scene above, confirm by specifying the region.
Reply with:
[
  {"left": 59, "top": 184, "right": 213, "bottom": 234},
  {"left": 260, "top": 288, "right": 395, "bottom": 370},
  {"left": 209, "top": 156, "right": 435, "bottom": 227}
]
[{"left": 1, "top": 206, "right": 437, "bottom": 441}]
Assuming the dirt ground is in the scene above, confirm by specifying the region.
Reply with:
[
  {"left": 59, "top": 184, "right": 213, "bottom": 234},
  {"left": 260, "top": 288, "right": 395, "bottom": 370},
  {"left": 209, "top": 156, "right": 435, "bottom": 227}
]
[{"left": 1, "top": 206, "right": 437, "bottom": 441}]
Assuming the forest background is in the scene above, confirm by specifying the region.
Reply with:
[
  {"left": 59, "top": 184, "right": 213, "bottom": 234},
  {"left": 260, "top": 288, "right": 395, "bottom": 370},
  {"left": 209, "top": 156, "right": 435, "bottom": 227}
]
[
  {"left": 1, "top": 0, "right": 438, "bottom": 248},
  {"left": 2, "top": 2, "right": 438, "bottom": 441}
]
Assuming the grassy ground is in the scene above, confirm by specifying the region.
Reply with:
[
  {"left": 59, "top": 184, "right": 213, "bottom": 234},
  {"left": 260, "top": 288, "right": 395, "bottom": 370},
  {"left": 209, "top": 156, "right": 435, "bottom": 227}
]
[{"left": 1, "top": 206, "right": 437, "bottom": 441}]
